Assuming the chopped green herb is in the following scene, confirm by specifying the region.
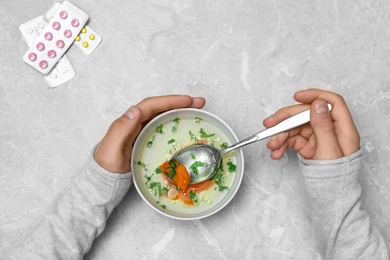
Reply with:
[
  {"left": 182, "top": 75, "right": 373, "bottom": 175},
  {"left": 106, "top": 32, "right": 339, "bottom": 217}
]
[
  {"left": 144, "top": 173, "right": 153, "bottom": 185},
  {"left": 213, "top": 165, "right": 221, "bottom": 175},
  {"left": 169, "top": 160, "right": 177, "bottom": 179},
  {"left": 199, "top": 128, "right": 215, "bottom": 138},
  {"left": 138, "top": 161, "right": 147, "bottom": 171},
  {"left": 172, "top": 117, "right": 180, "bottom": 133},
  {"left": 190, "top": 153, "right": 196, "bottom": 160},
  {"left": 162, "top": 187, "right": 169, "bottom": 194},
  {"left": 189, "top": 191, "right": 198, "bottom": 203},
  {"left": 149, "top": 182, "right": 162, "bottom": 198},
  {"left": 168, "top": 139, "right": 175, "bottom": 144},
  {"left": 190, "top": 161, "right": 205, "bottom": 175},
  {"left": 218, "top": 186, "right": 229, "bottom": 192},
  {"left": 212, "top": 171, "right": 229, "bottom": 192},
  {"left": 194, "top": 117, "right": 203, "bottom": 123},
  {"left": 211, "top": 158, "right": 224, "bottom": 174},
  {"left": 220, "top": 142, "right": 228, "bottom": 149},
  {"left": 146, "top": 135, "right": 155, "bottom": 148},
  {"left": 189, "top": 130, "right": 197, "bottom": 141},
  {"left": 213, "top": 172, "right": 224, "bottom": 186},
  {"left": 155, "top": 124, "right": 163, "bottom": 134},
  {"left": 156, "top": 201, "right": 166, "bottom": 209},
  {"left": 227, "top": 161, "right": 237, "bottom": 172},
  {"left": 149, "top": 181, "right": 159, "bottom": 189},
  {"left": 154, "top": 167, "right": 162, "bottom": 174}
]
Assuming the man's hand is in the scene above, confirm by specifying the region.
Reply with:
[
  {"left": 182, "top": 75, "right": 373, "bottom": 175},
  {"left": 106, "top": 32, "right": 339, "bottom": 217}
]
[
  {"left": 94, "top": 95, "right": 206, "bottom": 173},
  {"left": 264, "top": 89, "right": 360, "bottom": 160}
]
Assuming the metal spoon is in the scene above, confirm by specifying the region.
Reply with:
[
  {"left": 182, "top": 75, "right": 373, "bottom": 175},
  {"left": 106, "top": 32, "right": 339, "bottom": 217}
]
[{"left": 168, "top": 104, "right": 332, "bottom": 185}]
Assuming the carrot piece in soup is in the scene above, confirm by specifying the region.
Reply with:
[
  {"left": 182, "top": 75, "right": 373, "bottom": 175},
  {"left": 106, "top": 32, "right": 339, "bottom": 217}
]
[
  {"left": 173, "top": 162, "right": 191, "bottom": 191},
  {"left": 187, "top": 179, "right": 215, "bottom": 193},
  {"left": 180, "top": 192, "right": 194, "bottom": 205},
  {"left": 160, "top": 160, "right": 190, "bottom": 191}
]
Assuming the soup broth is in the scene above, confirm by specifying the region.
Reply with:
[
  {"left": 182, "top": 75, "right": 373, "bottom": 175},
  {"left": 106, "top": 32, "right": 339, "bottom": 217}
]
[{"left": 135, "top": 115, "right": 237, "bottom": 214}]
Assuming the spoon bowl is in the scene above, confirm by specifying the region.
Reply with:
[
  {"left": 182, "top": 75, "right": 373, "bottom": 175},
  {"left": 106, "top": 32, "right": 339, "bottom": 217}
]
[{"left": 168, "top": 143, "right": 222, "bottom": 184}]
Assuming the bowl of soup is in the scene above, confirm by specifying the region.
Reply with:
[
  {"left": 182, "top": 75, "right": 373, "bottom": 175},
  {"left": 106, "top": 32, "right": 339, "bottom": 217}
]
[{"left": 131, "top": 108, "right": 244, "bottom": 220}]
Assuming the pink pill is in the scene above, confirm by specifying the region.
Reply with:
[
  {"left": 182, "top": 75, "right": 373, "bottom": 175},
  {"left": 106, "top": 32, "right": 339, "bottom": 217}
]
[
  {"left": 71, "top": 19, "right": 80, "bottom": 27},
  {"left": 59, "top": 11, "right": 68, "bottom": 19},
  {"left": 39, "top": 60, "right": 48, "bottom": 69},
  {"left": 56, "top": 40, "right": 65, "bottom": 48},
  {"left": 52, "top": 21, "right": 61, "bottom": 30},
  {"left": 28, "top": 53, "right": 37, "bottom": 62},
  {"left": 44, "top": 32, "right": 53, "bottom": 41},
  {"left": 48, "top": 50, "right": 56, "bottom": 58},
  {"left": 36, "top": 42, "right": 45, "bottom": 51},
  {"left": 64, "top": 30, "right": 72, "bottom": 38}
]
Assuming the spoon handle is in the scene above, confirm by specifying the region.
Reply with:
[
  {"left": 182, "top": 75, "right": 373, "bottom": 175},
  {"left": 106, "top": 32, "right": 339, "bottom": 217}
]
[{"left": 220, "top": 104, "right": 332, "bottom": 156}]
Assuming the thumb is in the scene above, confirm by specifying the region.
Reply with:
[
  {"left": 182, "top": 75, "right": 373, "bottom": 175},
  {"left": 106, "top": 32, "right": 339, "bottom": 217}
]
[
  {"left": 108, "top": 105, "right": 142, "bottom": 148},
  {"left": 310, "top": 99, "right": 344, "bottom": 160},
  {"left": 95, "top": 106, "right": 142, "bottom": 172}
]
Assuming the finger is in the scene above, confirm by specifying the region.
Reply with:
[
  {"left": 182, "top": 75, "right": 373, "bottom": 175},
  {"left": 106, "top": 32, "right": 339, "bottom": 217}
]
[
  {"left": 309, "top": 99, "right": 344, "bottom": 159},
  {"left": 263, "top": 103, "right": 310, "bottom": 128},
  {"left": 270, "top": 143, "right": 287, "bottom": 160},
  {"left": 295, "top": 88, "right": 360, "bottom": 156},
  {"left": 264, "top": 104, "right": 311, "bottom": 153},
  {"left": 189, "top": 97, "right": 206, "bottom": 108},
  {"left": 136, "top": 95, "right": 206, "bottom": 122},
  {"left": 266, "top": 132, "right": 289, "bottom": 151},
  {"left": 268, "top": 129, "right": 316, "bottom": 159},
  {"left": 266, "top": 124, "right": 313, "bottom": 151},
  {"left": 270, "top": 134, "right": 313, "bottom": 160}
]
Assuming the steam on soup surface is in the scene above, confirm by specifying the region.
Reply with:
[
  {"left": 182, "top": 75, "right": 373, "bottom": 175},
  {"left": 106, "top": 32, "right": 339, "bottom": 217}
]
[{"left": 135, "top": 116, "right": 237, "bottom": 214}]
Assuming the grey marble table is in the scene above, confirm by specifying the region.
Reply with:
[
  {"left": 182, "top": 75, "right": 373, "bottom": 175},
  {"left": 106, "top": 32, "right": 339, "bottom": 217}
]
[{"left": 1, "top": 0, "right": 390, "bottom": 259}]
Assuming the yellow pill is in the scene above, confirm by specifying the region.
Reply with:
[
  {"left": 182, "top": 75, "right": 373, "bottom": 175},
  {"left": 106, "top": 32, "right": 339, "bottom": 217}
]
[
  {"left": 82, "top": 42, "right": 89, "bottom": 48},
  {"left": 75, "top": 36, "right": 81, "bottom": 41},
  {"left": 89, "top": 34, "right": 95, "bottom": 40},
  {"left": 81, "top": 28, "right": 87, "bottom": 34}
]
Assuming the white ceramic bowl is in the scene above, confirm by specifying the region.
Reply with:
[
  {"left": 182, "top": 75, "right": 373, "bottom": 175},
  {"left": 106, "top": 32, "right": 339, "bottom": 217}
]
[{"left": 131, "top": 108, "right": 244, "bottom": 220}]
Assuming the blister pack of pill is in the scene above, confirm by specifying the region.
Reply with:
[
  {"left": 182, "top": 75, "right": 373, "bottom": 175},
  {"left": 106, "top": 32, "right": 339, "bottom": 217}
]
[
  {"left": 43, "top": 2, "right": 102, "bottom": 56},
  {"left": 22, "top": 1, "right": 89, "bottom": 74},
  {"left": 74, "top": 25, "right": 102, "bottom": 55},
  {"left": 19, "top": 16, "right": 76, "bottom": 88}
]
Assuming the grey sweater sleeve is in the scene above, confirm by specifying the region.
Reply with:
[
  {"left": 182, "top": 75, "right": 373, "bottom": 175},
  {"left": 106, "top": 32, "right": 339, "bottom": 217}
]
[
  {"left": 5, "top": 149, "right": 132, "bottom": 260},
  {"left": 299, "top": 149, "right": 388, "bottom": 259}
]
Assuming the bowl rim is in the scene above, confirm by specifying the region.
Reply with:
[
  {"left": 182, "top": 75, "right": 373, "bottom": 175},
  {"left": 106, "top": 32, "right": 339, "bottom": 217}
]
[{"left": 131, "top": 108, "right": 244, "bottom": 220}]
